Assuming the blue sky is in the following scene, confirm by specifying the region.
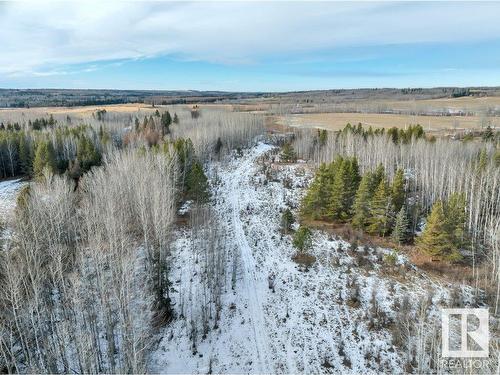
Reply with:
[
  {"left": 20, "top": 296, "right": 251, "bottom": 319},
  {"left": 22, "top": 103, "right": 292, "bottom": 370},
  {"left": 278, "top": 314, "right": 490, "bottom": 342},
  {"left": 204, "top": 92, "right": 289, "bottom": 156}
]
[{"left": 1, "top": 1, "right": 500, "bottom": 91}]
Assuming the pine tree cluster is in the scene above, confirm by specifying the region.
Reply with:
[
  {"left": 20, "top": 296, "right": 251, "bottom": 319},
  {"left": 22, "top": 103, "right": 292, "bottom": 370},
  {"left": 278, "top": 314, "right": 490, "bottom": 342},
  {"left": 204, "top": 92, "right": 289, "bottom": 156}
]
[
  {"left": 301, "top": 157, "right": 469, "bottom": 261},
  {"left": 301, "top": 158, "right": 408, "bottom": 240},
  {"left": 417, "top": 193, "right": 468, "bottom": 261},
  {"left": 341, "top": 123, "right": 425, "bottom": 144}
]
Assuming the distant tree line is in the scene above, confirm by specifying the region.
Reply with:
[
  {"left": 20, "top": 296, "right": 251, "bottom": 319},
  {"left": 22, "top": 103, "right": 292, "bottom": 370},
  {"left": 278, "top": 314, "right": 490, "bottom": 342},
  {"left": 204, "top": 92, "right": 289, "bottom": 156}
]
[
  {"left": 0, "top": 121, "right": 104, "bottom": 180},
  {"left": 337, "top": 123, "right": 425, "bottom": 144}
]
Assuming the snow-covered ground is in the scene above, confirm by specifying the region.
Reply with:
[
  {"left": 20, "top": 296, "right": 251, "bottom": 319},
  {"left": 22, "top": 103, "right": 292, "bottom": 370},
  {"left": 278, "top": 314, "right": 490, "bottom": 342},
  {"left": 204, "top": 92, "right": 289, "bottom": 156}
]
[
  {"left": 0, "top": 178, "right": 24, "bottom": 217},
  {"left": 149, "top": 143, "right": 495, "bottom": 374},
  {"left": 0, "top": 178, "right": 26, "bottom": 247}
]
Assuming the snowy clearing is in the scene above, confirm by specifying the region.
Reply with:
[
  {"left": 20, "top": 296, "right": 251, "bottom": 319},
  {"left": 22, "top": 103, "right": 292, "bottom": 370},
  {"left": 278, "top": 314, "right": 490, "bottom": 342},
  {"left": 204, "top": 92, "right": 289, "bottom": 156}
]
[
  {"left": 0, "top": 178, "right": 24, "bottom": 217},
  {"left": 149, "top": 143, "right": 495, "bottom": 374}
]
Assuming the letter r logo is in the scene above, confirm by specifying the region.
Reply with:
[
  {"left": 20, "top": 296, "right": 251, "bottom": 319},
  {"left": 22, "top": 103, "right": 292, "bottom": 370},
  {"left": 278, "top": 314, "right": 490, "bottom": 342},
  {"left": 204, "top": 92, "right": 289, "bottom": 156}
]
[{"left": 442, "top": 308, "right": 489, "bottom": 358}]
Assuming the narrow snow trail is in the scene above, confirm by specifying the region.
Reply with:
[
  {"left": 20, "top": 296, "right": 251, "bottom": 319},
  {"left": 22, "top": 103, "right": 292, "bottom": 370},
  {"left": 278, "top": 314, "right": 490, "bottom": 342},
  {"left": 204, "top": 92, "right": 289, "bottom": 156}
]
[{"left": 226, "top": 144, "right": 273, "bottom": 373}]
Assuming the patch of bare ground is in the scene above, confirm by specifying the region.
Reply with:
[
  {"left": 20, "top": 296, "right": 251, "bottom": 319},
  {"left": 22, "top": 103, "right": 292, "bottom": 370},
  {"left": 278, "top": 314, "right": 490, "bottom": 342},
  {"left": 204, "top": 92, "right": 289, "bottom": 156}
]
[
  {"left": 292, "top": 252, "right": 316, "bottom": 269},
  {"left": 301, "top": 218, "right": 481, "bottom": 287}
]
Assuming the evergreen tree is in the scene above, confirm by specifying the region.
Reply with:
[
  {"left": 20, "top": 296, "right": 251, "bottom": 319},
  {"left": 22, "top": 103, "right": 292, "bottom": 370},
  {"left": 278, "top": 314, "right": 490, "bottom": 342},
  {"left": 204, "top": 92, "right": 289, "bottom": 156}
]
[
  {"left": 352, "top": 172, "right": 372, "bottom": 229},
  {"left": 174, "top": 138, "right": 195, "bottom": 189},
  {"left": 344, "top": 157, "right": 361, "bottom": 214},
  {"left": 477, "top": 148, "right": 488, "bottom": 172},
  {"left": 328, "top": 158, "right": 349, "bottom": 221},
  {"left": 281, "top": 209, "right": 295, "bottom": 234},
  {"left": 482, "top": 125, "right": 494, "bottom": 141},
  {"left": 293, "top": 226, "right": 312, "bottom": 253},
  {"left": 418, "top": 201, "right": 461, "bottom": 261},
  {"left": 161, "top": 111, "right": 172, "bottom": 134},
  {"left": 214, "top": 137, "right": 223, "bottom": 155},
  {"left": 368, "top": 164, "right": 385, "bottom": 195},
  {"left": 186, "top": 161, "right": 210, "bottom": 203},
  {"left": 77, "top": 136, "right": 101, "bottom": 172},
  {"left": 301, "top": 163, "right": 335, "bottom": 220},
  {"left": 318, "top": 129, "right": 328, "bottom": 146},
  {"left": 391, "top": 205, "right": 409, "bottom": 245},
  {"left": 18, "top": 135, "right": 33, "bottom": 176},
  {"left": 173, "top": 113, "right": 179, "bottom": 124},
  {"left": 280, "top": 143, "right": 297, "bottom": 163},
  {"left": 33, "top": 140, "right": 56, "bottom": 177},
  {"left": 366, "top": 178, "right": 394, "bottom": 236},
  {"left": 48, "top": 114, "right": 56, "bottom": 127},
  {"left": 387, "top": 127, "right": 399, "bottom": 144},
  {"left": 391, "top": 169, "right": 405, "bottom": 212}
]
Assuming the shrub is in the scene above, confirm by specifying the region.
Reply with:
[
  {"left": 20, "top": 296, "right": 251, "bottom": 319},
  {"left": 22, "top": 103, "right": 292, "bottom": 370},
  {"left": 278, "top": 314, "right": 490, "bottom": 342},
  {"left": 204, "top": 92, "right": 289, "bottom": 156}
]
[{"left": 293, "top": 226, "right": 312, "bottom": 252}]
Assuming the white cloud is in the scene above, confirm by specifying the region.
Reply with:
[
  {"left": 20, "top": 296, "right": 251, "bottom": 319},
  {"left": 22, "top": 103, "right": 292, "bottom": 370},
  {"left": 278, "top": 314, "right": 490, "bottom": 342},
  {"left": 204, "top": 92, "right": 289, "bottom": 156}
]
[{"left": 1, "top": 1, "right": 499, "bottom": 76}]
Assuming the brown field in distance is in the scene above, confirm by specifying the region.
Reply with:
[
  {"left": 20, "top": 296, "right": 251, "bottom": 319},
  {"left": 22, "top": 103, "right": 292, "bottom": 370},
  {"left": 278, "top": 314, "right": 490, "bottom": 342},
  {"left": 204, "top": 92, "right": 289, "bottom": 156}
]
[
  {"left": 378, "top": 95, "right": 500, "bottom": 113},
  {"left": 272, "top": 112, "right": 497, "bottom": 135}
]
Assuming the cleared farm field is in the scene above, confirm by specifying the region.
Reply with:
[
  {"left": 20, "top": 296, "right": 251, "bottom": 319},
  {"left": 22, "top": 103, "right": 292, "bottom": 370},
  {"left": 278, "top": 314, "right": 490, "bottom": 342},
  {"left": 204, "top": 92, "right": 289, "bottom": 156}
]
[
  {"left": 0, "top": 103, "right": 236, "bottom": 125},
  {"left": 274, "top": 112, "right": 498, "bottom": 134},
  {"left": 361, "top": 96, "right": 500, "bottom": 114}
]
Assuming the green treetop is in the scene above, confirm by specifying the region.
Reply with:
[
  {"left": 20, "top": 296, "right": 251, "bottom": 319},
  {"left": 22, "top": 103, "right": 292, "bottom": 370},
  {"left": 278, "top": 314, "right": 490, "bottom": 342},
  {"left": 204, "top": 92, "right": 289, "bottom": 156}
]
[
  {"left": 351, "top": 172, "right": 373, "bottom": 229},
  {"left": 391, "top": 169, "right": 405, "bottom": 212},
  {"left": 391, "top": 205, "right": 409, "bottom": 245},
  {"left": 366, "top": 178, "right": 394, "bottom": 236},
  {"left": 186, "top": 161, "right": 211, "bottom": 204},
  {"left": 293, "top": 226, "right": 312, "bottom": 253},
  {"left": 418, "top": 200, "right": 461, "bottom": 261},
  {"left": 33, "top": 140, "right": 57, "bottom": 178}
]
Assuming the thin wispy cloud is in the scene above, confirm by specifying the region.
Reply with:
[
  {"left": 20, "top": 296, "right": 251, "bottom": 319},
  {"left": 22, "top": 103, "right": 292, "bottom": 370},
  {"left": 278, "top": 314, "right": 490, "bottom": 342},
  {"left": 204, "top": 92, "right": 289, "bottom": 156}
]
[{"left": 1, "top": 1, "right": 499, "bottom": 89}]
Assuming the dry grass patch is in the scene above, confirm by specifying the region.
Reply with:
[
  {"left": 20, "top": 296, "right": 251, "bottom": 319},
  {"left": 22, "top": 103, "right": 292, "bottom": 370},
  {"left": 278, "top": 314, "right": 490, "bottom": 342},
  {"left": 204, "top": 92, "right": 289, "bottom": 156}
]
[
  {"left": 274, "top": 112, "right": 497, "bottom": 135},
  {"left": 292, "top": 252, "right": 316, "bottom": 268}
]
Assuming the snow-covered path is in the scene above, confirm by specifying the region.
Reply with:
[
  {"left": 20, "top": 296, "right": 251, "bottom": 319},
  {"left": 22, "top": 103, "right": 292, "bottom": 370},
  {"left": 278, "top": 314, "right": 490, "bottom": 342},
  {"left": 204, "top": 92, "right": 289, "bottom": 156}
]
[{"left": 226, "top": 144, "right": 273, "bottom": 373}]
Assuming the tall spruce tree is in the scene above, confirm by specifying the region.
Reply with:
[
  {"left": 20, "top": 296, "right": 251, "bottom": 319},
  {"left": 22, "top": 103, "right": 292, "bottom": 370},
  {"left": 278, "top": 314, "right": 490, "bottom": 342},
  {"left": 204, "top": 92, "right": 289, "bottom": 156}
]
[
  {"left": 318, "top": 129, "right": 328, "bottom": 146},
  {"left": 33, "top": 140, "right": 56, "bottom": 178},
  {"left": 161, "top": 111, "right": 172, "bottom": 134},
  {"left": 293, "top": 226, "right": 312, "bottom": 253},
  {"left": 352, "top": 172, "right": 372, "bottom": 229},
  {"left": 391, "top": 169, "right": 405, "bottom": 212},
  {"left": 327, "top": 156, "right": 359, "bottom": 221},
  {"left": 301, "top": 163, "right": 335, "bottom": 219},
  {"left": 344, "top": 157, "right": 361, "bottom": 215},
  {"left": 280, "top": 143, "right": 297, "bottom": 163},
  {"left": 328, "top": 159, "right": 348, "bottom": 221},
  {"left": 281, "top": 209, "right": 295, "bottom": 234},
  {"left": 174, "top": 138, "right": 195, "bottom": 189},
  {"left": 186, "top": 161, "right": 210, "bottom": 204},
  {"left": 418, "top": 201, "right": 461, "bottom": 261},
  {"left": 366, "top": 178, "right": 394, "bottom": 236},
  {"left": 391, "top": 205, "right": 409, "bottom": 244},
  {"left": 77, "top": 136, "right": 101, "bottom": 172},
  {"left": 18, "top": 135, "right": 33, "bottom": 176},
  {"left": 369, "top": 163, "right": 385, "bottom": 195}
]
